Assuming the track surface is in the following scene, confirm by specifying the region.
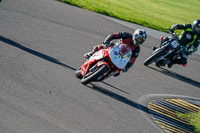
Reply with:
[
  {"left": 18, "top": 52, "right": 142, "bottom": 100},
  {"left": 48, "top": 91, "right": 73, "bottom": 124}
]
[{"left": 0, "top": 0, "right": 200, "bottom": 133}]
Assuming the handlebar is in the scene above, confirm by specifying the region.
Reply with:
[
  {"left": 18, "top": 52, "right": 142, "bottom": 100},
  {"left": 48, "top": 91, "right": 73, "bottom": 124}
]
[{"left": 168, "top": 29, "right": 178, "bottom": 39}]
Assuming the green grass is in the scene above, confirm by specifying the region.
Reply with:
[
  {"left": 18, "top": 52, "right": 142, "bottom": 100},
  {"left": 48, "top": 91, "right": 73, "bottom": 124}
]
[
  {"left": 177, "top": 111, "right": 200, "bottom": 133},
  {"left": 58, "top": 0, "right": 199, "bottom": 32}
]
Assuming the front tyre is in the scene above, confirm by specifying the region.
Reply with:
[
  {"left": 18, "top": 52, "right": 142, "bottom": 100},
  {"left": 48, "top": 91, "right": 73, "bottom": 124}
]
[
  {"left": 81, "top": 64, "right": 108, "bottom": 85},
  {"left": 144, "top": 49, "right": 164, "bottom": 66},
  {"left": 75, "top": 67, "right": 82, "bottom": 79}
]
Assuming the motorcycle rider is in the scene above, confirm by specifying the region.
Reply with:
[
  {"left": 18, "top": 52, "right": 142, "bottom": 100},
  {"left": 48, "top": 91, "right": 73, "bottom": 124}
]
[
  {"left": 155, "top": 19, "right": 200, "bottom": 68},
  {"left": 84, "top": 29, "right": 147, "bottom": 75}
]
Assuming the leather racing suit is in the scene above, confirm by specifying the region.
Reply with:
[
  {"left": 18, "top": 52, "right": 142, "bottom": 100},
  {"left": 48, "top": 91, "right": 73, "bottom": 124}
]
[{"left": 168, "top": 23, "right": 200, "bottom": 67}]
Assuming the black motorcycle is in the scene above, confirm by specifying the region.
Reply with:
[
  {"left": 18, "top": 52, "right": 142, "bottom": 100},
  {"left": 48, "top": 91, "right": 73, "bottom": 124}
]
[{"left": 144, "top": 32, "right": 183, "bottom": 67}]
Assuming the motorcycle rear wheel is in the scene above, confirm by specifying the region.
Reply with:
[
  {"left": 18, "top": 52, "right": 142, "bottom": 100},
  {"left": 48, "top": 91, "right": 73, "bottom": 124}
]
[
  {"left": 144, "top": 49, "right": 164, "bottom": 66},
  {"left": 81, "top": 64, "right": 108, "bottom": 85}
]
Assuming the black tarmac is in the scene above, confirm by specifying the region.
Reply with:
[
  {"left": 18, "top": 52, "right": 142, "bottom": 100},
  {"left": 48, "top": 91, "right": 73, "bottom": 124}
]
[{"left": 0, "top": 0, "right": 200, "bottom": 133}]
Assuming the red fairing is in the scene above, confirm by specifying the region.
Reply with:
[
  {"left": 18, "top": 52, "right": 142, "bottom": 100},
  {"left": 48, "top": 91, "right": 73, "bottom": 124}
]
[
  {"left": 80, "top": 63, "right": 90, "bottom": 77},
  {"left": 81, "top": 49, "right": 110, "bottom": 77}
]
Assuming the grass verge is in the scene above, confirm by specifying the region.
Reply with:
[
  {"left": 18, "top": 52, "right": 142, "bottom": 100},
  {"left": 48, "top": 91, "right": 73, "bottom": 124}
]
[
  {"left": 177, "top": 111, "right": 200, "bottom": 133},
  {"left": 58, "top": 0, "right": 199, "bottom": 32}
]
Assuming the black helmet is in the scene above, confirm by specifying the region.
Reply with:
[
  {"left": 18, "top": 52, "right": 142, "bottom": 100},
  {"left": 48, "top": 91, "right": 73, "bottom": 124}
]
[
  {"left": 133, "top": 29, "right": 147, "bottom": 45},
  {"left": 192, "top": 19, "right": 200, "bottom": 34}
]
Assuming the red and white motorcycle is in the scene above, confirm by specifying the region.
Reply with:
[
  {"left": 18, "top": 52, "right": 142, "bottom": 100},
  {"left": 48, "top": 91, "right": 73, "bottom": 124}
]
[{"left": 75, "top": 43, "right": 132, "bottom": 84}]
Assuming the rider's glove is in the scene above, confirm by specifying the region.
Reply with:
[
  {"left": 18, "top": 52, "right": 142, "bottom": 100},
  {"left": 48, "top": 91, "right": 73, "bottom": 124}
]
[
  {"left": 169, "top": 24, "right": 178, "bottom": 33},
  {"left": 100, "top": 44, "right": 108, "bottom": 49},
  {"left": 103, "top": 42, "right": 111, "bottom": 47},
  {"left": 106, "top": 43, "right": 111, "bottom": 47},
  {"left": 169, "top": 28, "right": 174, "bottom": 33}
]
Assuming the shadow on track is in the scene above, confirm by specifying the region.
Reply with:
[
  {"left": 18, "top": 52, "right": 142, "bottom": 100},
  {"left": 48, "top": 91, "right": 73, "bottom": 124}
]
[
  {"left": 0, "top": 35, "right": 132, "bottom": 93},
  {"left": 0, "top": 35, "right": 76, "bottom": 71},
  {"left": 102, "top": 81, "right": 130, "bottom": 94},
  {"left": 148, "top": 66, "right": 200, "bottom": 88},
  {"left": 87, "top": 83, "right": 194, "bottom": 131},
  {"left": 88, "top": 83, "right": 149, "bottom": 112}
]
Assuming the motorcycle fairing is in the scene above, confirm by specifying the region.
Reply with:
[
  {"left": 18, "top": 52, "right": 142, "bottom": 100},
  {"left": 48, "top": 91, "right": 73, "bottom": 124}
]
[
  {"left": 80, "top": 43, "right": 132, "bottom": 82},
  {"left": 81, "top": 49, "right": 110, "bottom": 78},
  {"left": 109, "top": 44, "right": 132, "bottom": 69}
]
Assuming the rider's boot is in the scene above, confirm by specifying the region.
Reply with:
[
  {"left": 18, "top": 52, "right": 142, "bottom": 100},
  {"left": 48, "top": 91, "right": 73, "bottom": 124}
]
[
  {"left": 113, "top": 71, "right": 120, "bottom": 77},
  {"left": 167, "top": 60, "right": 176, "bottom": 68},
  {"left": 84, "top": 51, "right": 93, "bottom": 59},
  {"left": 155, "top": 63, "right": 160, "bottom": 67}
]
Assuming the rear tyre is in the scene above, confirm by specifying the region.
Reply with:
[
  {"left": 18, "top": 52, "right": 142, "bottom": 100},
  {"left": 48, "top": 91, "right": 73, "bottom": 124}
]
[
  {"left": 81, "top": 64, "right": 108, "bottom": 85},
  {"left": 144, "top": 49, "right": 164, "bottom": 66},
  {"left": 75, "top": 67, "right": 82, "bottom": 79}
]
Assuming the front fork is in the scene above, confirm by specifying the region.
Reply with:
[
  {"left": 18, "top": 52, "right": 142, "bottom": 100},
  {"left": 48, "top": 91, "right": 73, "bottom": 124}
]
[{"left": 94, "top": 61, "right": 120, "bottom": 79}]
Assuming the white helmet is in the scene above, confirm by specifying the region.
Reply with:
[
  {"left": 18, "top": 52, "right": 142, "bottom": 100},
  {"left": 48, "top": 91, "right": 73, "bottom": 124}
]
[{"left": 133, "top": 29, "right": 147, "bottom": 45}]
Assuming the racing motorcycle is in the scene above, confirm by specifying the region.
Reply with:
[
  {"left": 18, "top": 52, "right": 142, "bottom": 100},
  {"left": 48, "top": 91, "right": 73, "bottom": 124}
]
[
  {"left": 144, "top": 32, "right": 184, "bottom": 67},
  {"left": 75, "top": 43, "right": 132, "bottom": 85}
]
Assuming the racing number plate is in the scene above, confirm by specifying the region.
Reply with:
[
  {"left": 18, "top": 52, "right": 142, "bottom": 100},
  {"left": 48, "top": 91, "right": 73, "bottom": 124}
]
[{"left": 171, "top": 40, "right": 179, "bottom": 48}]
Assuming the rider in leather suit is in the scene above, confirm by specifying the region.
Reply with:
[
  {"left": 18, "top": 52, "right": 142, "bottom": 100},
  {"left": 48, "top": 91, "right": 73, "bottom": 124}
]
[
  {"left": 167, "top": 19, "right": 200, "bottom": 68},
  {"left": 84, "top": 29, "right": 147, "bottom": 75}
]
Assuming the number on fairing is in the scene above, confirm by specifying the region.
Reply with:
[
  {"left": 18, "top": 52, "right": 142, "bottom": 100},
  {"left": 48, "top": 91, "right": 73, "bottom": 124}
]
[{"left": 171, "top": 40, "right": 179, "bottom": 48}]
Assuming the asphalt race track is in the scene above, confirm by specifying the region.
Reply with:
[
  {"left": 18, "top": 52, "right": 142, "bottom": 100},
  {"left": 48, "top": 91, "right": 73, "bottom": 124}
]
[{"left": 0, "top": 0, "right": 200, "bottom": 133}]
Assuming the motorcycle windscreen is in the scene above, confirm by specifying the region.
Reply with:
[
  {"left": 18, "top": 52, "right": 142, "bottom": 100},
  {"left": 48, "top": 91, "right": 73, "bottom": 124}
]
[{"left": 109, "top": 44, "right": 132, "bottom": 69}]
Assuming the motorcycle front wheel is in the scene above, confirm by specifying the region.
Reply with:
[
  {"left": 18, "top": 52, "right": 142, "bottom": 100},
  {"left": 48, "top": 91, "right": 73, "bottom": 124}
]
[
  {"left": 75, "top": 67, "right": 82, "bottom": 79},
  {"left": 81, "top": 64, "right": 108, "bottom": 85},
  {"left": 144, "top": 49, "right": 164, "bottom": 66}
]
